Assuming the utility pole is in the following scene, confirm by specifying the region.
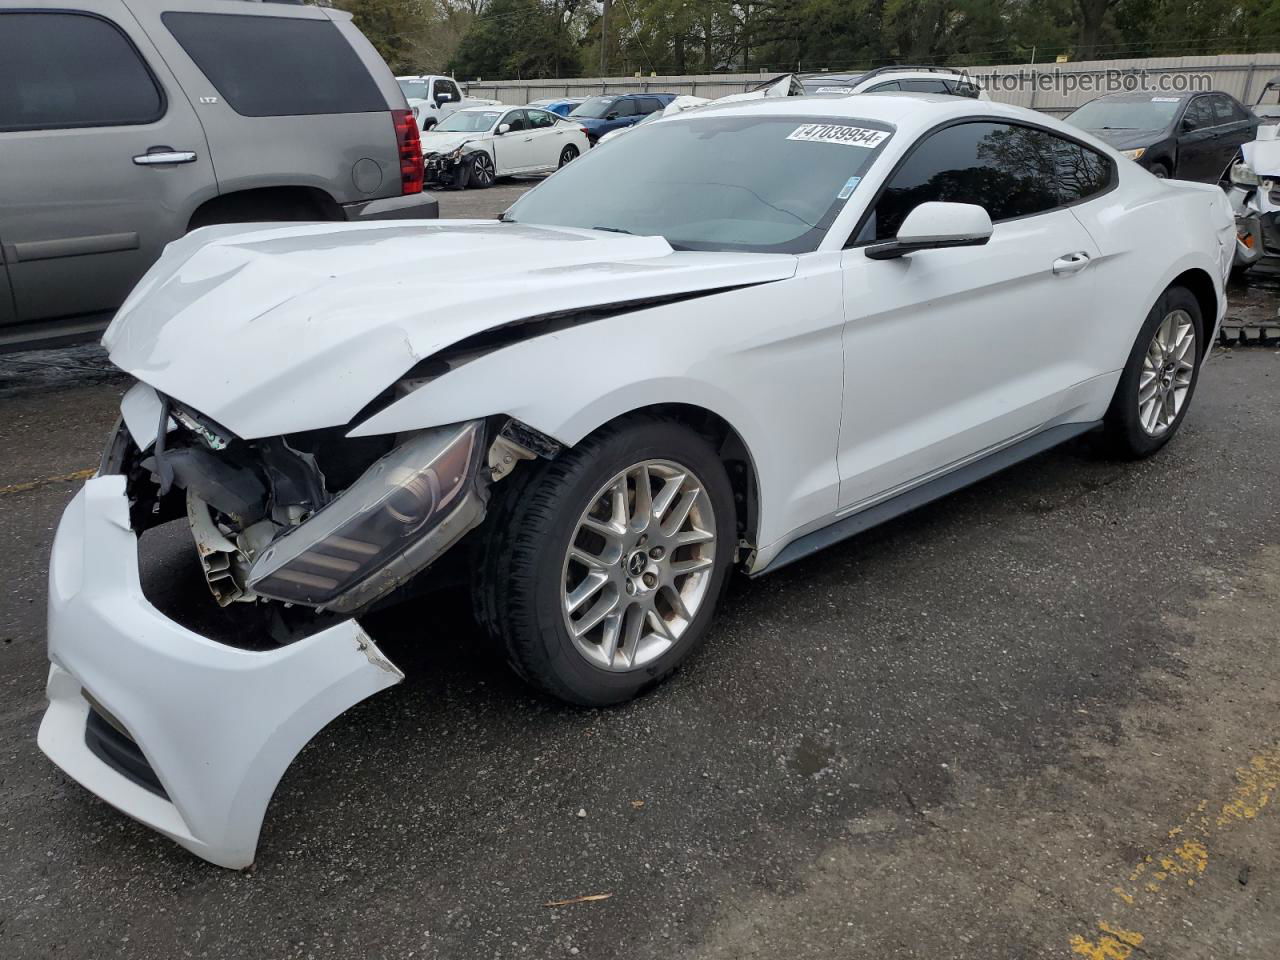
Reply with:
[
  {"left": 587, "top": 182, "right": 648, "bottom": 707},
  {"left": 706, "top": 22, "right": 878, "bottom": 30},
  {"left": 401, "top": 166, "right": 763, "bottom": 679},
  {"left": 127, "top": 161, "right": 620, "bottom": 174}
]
[{"left": 600, "top": 0, "right": 611, "bottom": 76}]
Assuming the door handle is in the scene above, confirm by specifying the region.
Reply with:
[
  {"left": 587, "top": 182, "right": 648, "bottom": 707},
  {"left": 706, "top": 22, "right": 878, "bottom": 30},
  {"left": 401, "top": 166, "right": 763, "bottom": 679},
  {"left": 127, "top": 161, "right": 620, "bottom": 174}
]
[
  {"left": 1052, "top": 251, "right": 1091, "bottom": 275},
  {"left": 133, "top": 149, "right": 197, "bottom": 166},
  {"left": 522, "top": 136, "right": 533, "bottom": 142}
]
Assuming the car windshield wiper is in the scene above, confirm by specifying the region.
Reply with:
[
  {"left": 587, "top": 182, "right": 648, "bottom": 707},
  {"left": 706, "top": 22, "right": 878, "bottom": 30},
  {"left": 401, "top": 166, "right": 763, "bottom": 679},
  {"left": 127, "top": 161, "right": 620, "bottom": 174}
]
[
  {"left": 1097, "top": 125, "right": 1137, "bottom": 130},
  {"left": 591, "top": 225, "right": 636, "bottom": 235}
]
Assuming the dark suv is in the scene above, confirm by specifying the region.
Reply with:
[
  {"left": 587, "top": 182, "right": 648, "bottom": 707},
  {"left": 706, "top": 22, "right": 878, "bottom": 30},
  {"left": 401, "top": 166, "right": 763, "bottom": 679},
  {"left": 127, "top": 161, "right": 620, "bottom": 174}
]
[
  {"left": 0, "top": 0, "right": 437, "bottom": 350},
  {"left": 568, "top": 93, "right": 677, "bottom": 143}
]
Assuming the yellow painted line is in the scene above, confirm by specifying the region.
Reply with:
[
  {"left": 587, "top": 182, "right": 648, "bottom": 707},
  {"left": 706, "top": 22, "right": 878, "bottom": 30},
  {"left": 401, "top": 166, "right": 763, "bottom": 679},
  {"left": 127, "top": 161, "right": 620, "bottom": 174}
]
[
  {"left": 0, "top": 467, "right": 94, "bottom": 497},
  {"left": 1068, "top": 746, "right": 1280, "bottom": 956}
]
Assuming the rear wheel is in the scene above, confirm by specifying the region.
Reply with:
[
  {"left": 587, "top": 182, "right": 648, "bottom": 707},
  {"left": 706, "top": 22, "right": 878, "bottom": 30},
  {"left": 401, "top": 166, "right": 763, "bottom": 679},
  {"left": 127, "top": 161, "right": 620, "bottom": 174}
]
[
  {"left": 1102, "top": 285, "right": 1203, "bottom": 458},
  {"left": 474, "top": 418, "right": 735, "bottom": 706},
  {"left": 558, "top": 144, "right": 579, "bottom": 167}
]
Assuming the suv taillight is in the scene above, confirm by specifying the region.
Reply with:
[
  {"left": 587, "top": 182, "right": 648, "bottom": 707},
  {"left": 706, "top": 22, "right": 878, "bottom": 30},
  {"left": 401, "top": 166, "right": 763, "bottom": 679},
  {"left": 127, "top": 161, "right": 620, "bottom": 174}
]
[{"left": 392, "top": 109, "right": 424, "bottom": 195}]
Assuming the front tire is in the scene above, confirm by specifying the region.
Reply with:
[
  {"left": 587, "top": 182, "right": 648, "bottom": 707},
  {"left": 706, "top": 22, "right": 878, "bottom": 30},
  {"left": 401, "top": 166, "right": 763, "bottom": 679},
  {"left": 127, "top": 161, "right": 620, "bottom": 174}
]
[
  {"left": 1102, "top": 285, "right": 1203, "bottom": 458},
  {"left": 468, "top": 151, "right": 495, "bottom": 189},
  {"left": 474, "top": 417, "right": 735, "bottom": 706}
]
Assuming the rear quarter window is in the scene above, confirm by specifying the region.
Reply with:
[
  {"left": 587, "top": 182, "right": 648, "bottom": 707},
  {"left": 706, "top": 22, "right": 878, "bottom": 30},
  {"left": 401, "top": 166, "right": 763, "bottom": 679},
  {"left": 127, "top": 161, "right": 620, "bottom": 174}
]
[
  {"left": 163, "top": 12, "right": 385, "bottom": 117},
  {"left": 0, "top": 11, "right": 163, "bottom": 131}
]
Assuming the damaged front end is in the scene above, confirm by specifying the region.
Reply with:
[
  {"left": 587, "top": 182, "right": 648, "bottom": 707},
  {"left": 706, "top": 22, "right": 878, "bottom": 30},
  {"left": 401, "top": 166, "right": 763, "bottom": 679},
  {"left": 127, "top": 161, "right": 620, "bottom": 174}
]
[
  {"left": 423, "top": 141, "right": 476, "bottom": 188},
  {"left": 41, "top": 381, "right": 551, "bottom": 868}
]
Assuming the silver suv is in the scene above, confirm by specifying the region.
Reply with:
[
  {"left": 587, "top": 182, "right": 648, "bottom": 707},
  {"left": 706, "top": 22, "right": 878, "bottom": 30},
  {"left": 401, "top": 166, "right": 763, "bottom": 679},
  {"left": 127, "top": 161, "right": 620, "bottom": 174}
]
[{"left": 0, "top": 0, "right": 438, "bottom": 350}]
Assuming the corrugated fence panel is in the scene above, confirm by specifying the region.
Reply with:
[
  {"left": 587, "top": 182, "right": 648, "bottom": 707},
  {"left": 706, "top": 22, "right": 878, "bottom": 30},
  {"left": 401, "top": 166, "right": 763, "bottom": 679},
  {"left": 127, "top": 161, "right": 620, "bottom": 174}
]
[{"left": 462, "top": 55, "right": 1280, "bottom": 115}]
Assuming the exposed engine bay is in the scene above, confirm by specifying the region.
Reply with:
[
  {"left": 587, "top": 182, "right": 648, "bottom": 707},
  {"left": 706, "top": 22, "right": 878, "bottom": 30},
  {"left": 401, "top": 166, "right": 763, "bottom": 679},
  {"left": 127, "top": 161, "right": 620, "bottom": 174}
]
[{"left": 106, "top": 381, "right": 558, "bottom": 636}]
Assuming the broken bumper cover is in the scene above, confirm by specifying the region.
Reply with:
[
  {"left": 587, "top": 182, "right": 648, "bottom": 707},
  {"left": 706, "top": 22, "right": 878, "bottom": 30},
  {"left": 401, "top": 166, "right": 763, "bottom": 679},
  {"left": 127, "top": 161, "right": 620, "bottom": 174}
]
[{"left": 38, "top": 476, "right": 403, "bottom": 869}]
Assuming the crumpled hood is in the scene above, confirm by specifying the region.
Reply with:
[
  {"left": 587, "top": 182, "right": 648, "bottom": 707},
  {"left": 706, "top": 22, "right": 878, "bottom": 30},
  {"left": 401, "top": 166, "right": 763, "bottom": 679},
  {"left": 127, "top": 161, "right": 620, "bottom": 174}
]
[
  {"left": 420, "top": 132, "right": 480, "bottom": 155},
  {"left": 1085, "top": 127, "right": 1165, "bottom": 151},
  {"left": 104, "top": 220, "right": 797, "bottom": 439}
]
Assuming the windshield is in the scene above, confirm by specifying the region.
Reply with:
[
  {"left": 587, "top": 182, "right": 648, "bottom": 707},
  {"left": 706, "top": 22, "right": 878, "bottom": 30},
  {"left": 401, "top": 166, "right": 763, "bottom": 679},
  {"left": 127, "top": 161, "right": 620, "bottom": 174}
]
[
  {"left": 570, "top": 97, "right": 617, "bottom": 119},
  {"left": 503, "top": 114, "right": 893, "bottom": 253},
  {"left": 437, "top": 110, "right": 501, "bottom": 132},
  {"left": 398, "top": 78, "right": 429, "bottom": 99},
  {"left": 1067, "top": 98, "right": 1181, "bottom": 130}
]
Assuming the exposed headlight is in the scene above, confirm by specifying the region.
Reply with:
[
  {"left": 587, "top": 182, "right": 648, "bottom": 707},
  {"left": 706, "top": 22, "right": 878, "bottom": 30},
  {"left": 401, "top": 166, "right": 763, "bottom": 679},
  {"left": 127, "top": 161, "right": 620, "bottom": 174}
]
[
  {"left": 1231, "top": 161, "right": 1260, "bottom": 186},
  {"left": 247, "top": 421, "right": 485, "bottom": 611},
  {"left": 1121, "top": 148, "right": 1146, "bottom": 161}
]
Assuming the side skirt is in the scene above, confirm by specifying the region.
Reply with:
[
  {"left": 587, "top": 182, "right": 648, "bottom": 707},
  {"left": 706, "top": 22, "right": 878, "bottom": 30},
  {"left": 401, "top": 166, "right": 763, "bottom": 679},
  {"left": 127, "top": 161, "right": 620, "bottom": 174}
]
[{"left": 751, "top": 421, "right": 1102, "bottom": 577}]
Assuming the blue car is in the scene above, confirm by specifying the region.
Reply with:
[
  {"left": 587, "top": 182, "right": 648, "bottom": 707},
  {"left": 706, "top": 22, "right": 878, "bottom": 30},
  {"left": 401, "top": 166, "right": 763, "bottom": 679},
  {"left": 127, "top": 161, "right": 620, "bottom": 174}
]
[
  {"left": 527, "top": 97, "right": 587, "bottom": 117},
  {"left": 568, "top": 93, "right": 676, "bottom": 143}
]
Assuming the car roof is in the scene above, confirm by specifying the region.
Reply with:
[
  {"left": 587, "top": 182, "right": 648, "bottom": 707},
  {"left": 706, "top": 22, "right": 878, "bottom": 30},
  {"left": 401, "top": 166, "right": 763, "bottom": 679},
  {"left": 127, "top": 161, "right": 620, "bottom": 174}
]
[{"left": 456, "top": 104, "right": 505, "bottom": 113}]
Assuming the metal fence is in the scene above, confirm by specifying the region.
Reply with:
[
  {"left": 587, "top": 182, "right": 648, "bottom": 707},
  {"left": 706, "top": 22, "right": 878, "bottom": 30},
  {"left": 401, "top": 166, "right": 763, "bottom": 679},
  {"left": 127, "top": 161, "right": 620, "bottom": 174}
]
[{"left": 462, "top": 53, "right": 1280, "bottom": 115}]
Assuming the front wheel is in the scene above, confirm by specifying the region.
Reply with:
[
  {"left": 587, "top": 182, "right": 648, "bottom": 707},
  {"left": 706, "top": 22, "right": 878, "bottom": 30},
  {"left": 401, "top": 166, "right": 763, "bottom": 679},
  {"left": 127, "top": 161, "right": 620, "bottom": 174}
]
[
  {"left": 473, "top": 418, "right": 735, "bottom": 706},
  {"left": 558, "top": 144, "right": 579, "bottom": 167},
  {"left": 1102, "top": 285, "right": 1203, "bottom": 458},
  {"left": 468, "top": 151, "right": 495, "bottom": 189}
]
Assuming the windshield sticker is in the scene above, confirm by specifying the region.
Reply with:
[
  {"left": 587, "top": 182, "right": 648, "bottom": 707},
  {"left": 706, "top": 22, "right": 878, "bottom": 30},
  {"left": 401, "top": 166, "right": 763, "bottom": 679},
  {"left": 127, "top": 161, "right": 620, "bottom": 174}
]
[
  {"left": 1152, "top": 96, "right": 1181, "bottom": 102},
  {"left": 787, "top": 123, "right": 890, "bottom": 148},
  {"left": 837, "top": 176, "right": 862, "bottom": 199},
  {"left": 815, "top": 86, "right": 852, "bottom": 94}
]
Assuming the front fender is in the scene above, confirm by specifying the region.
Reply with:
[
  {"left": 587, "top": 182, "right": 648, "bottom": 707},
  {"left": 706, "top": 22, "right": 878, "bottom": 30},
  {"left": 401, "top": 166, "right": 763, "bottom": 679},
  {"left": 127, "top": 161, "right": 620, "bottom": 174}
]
[{"left": 347, "top": 273, "right": 848, "bottom": 550}]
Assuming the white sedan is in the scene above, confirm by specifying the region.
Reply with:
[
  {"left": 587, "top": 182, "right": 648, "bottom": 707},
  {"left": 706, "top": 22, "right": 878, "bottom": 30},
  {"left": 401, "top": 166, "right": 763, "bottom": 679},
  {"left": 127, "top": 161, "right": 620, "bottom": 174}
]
[
  {"left": 419, "top": 104, "right": 589, "bottom": 188},
  {"left": 40, "top": 94, "right": 1233, "bottom": 868}
]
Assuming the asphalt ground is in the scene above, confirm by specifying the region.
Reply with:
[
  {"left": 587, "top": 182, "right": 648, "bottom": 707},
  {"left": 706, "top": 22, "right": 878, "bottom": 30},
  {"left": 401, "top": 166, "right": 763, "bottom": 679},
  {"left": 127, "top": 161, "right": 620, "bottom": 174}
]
[{"left": 0, "top": 186, "right": 1278, "bottom": 959}]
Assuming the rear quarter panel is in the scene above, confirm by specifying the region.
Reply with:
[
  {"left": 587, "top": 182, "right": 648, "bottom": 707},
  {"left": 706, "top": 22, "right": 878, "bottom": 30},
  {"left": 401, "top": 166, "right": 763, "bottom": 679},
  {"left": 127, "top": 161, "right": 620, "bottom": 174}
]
[
  {"left": 130, "top": 1, "right": 402, "bottom": 205},
  {"left": 1068, "top": 164, "right": 1230, "bottom": 389}
]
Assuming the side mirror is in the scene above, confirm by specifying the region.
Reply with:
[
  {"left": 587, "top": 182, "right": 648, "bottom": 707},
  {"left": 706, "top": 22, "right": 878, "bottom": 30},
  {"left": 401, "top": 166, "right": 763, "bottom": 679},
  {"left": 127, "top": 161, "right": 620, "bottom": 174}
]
[
  {"left": 496, "top": 123, "right": 510, "bottom": 135},
  {"left": 865, "top": 202, "right": 993, "bottom": 260},
  {"left": 606, "top": 112, "right": 619, "bottom": 120}
]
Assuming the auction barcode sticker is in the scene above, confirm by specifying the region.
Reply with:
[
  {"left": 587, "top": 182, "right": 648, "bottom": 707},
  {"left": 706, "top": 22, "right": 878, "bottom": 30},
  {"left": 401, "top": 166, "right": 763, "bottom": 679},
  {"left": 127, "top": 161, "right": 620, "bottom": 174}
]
[{"left": 787, "top": 124, "right": 890, "bottom": 148}]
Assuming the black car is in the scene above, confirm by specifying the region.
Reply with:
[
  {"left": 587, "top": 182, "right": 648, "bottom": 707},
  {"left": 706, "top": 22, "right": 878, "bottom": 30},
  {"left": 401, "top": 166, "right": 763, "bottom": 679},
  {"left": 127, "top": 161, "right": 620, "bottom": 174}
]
[{"left": 1065, "top": 91, "right": 1258, "bottom": 182}]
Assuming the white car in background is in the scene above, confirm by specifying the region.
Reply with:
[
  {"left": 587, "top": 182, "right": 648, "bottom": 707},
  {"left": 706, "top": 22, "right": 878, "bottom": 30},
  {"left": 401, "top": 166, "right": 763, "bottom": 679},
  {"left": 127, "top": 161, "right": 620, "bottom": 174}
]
[
  {"left": 41, "top": 94, "right": 1231, "bottom": 870},
  {"left": 419, "top": 105, "right": 590, "bottom": 188},
  {"left": 801, "top": 65, "right": 989, "bottom": 99}
]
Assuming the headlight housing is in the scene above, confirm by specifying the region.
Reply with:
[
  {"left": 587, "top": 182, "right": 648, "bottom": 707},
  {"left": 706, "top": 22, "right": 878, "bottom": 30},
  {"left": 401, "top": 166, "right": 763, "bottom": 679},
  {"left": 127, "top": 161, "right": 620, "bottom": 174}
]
[
  {"left": 247, "top": 421, "right": 485, "bottom": 612},
  {"left": 1231, "top": 160, "right": 1260, "bottom": 186},
  {"left": 1121, "top": 147, "right": 1146, "bottom": 161}
]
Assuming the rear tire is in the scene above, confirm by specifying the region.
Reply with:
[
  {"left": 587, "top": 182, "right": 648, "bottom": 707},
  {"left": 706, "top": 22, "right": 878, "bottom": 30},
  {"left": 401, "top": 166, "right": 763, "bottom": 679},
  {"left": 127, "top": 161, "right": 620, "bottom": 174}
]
[
  {"left": 558, "top": 144, "right": 579, "bottom": 167},
  {"left": 1101, "top": 285, "right": 1204, "bottom": 458},
  {"left": 1148, "top": 162, "right": 1170, "bottom": 179},
  {"left": 473, "top": 417, "right": 735, "bottom": 706}
]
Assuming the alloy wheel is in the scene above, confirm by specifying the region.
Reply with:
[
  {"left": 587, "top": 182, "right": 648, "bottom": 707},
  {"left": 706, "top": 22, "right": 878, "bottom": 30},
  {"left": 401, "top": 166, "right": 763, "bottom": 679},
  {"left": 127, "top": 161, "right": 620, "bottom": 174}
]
[
  {"left": 472, "top": 153, "right": 495, "bottom": 186},
  {"left": 559, "top": 145, "right": 579, "bottom": 167},
  {"left": 561, "top": 459, "right": 717, "bottom": 672},
  {"left": 1138, "top": 308, "right": 1196, "bottom": 436}
]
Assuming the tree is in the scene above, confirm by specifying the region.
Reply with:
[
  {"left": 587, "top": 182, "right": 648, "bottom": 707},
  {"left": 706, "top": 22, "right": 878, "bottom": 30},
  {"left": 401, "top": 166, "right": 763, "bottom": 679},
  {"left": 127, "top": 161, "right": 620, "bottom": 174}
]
[{"left": 450, "top": 0, "right": 582, "bottom": 78}]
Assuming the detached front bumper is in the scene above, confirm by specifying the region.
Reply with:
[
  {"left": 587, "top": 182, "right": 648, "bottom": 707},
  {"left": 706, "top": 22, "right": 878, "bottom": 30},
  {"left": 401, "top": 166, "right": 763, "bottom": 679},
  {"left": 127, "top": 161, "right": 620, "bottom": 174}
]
[{"left": 38, "top": 476, "right": 403, "bottom": 869}]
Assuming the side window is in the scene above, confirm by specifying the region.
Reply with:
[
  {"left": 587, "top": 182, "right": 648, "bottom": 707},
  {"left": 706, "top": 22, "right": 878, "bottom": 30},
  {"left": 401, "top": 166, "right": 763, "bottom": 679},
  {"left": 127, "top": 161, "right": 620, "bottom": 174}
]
[
  {"left": 1229, "top": 98, "right": 1253, "bottom": 122},
  {"left": 528, "top": 108, "right": 555, "bottom": 129},
  {"left": 614, "top": 99, "right": 639, "bottom": 117},
  {"left": 503, "top": 110, "right": 529, "bottom": 132},
  {"left": 1183, "top": 98, "right": 1214, "bottom": 131},
  {"left": 866, "top": 122, "right": 1059, "bottom": 241},
  {"left": 1211, "top": 94, "right": 1243, "bottom": 124},
  {"left": 440, "top": 80, "right": 462, "bottom": 102},
  {"left": 899, "top": 79, "right": 950, "bottom": 94},
  {"left": 1051, "top": 135, "right": 1113, "bottom": 204},
  {"left": 0, "top": 12, "right": 163, "bottom": 131},
  {"left": 638, "top": 97, "right": 664, "bottom": 115},
  {"left": 163, "top": 12, "right": 385, "bottom": 117},
  {"left": 868, "top": 81, "right": 901, "bottom": 92}
]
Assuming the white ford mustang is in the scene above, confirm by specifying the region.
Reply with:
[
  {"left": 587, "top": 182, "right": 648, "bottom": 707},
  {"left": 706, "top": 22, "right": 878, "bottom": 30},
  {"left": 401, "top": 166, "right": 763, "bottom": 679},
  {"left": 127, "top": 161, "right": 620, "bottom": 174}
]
[{"left": 40, "top": 94, "right": 1233, "bottom": 868}]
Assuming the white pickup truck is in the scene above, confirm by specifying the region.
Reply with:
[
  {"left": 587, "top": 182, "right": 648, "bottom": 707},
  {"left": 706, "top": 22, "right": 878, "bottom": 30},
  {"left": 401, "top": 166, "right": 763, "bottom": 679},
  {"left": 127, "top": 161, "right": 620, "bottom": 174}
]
[{"left": 396, "top": 75, "right": 500, "bottom": 130}]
